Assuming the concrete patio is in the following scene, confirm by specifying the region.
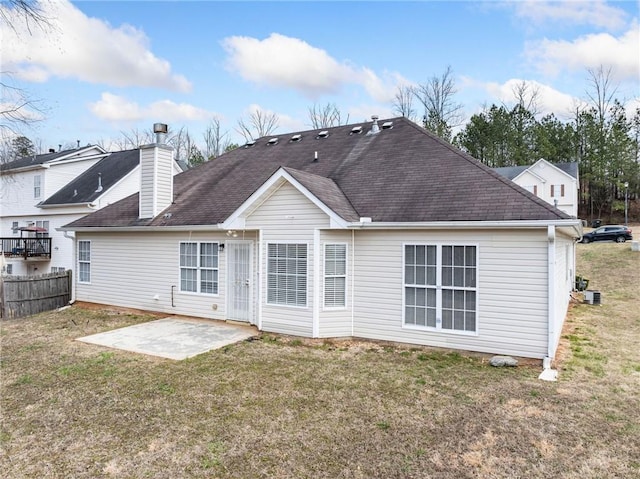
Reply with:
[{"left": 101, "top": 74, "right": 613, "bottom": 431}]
[{"left": 76, "top": 317, "right": 258, "bottom": 360}]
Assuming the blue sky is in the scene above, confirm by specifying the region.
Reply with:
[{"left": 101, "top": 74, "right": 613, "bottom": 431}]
[{"left": 2, "top": 0, "right": 639, "bottom": 151}]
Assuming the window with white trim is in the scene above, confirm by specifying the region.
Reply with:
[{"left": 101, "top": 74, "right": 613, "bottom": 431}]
[
  {"left": 324, "top": 243, "right": 346, "bottom": 308},
  {"left": 404, "top": 244, "right": 477, "bottom": 333},
  {"left": 267, "top": 243, "right": 307, "bottom": 307},
  {"left": 12, "top": 221, "right": 19, "bottom": 235},
  {"left": 550, "top": 184, "right": 565, "bottom": 198},
  {"left": 179, "top": 242, "right": 219, "bottom": 294},
  {"left": 36, "top": 220, "right": 49, "bottom": 238},
  {"left": 34, "top": 175, "right": 41, "bottom": 199},
  {"left": 78, "top": 240, "right": 91, "bottom": 283},
  {"left": 6, "top": 264, "right": 13, "bottom": 275}
]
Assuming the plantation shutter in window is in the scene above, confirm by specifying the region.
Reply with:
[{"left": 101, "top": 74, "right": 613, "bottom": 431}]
[{"left": 324, "top": 244, "right": 346, "bottom": 307}]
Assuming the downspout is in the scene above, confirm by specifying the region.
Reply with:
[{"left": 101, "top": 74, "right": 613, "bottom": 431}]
[
  {"left": 257, "top": 229, "right": 263, "bottom": 332},
  {"left": 313, "top": 229, "right": 320, "bottom": 338},
  {"left": 63, "top": 230, "right": 76, "bottom": 304},
  {"left": 351, "top": 229, "right": 355, "bottom": 337},
  {"left": 540, "top": 225, "right": 558, "bottom": 381}
]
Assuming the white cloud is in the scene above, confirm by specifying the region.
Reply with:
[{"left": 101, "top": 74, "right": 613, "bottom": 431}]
[
  {"left": 481, "top": 79, "right": 579, "bottom": 117},
  {"left": 0, "top": 0, "right": 191, "bottom": 91},
  {"left": 222, "top": 33, "right": 407, "bottom": 102},
  {"left": 89, "top": 93, "right": 212, "bottom": 122},
  {"left": 222, "top": 33, "right": 353, "bottom": 96},
  {"left": 526, "top": 22, "right": 640, "bottom": 81},
  {"left": 512, "top": 0, "right": 628, "bottom": 30}
]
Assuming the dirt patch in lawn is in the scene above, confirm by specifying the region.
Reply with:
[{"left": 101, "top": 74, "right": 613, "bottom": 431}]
[{"left": 1, "top": 243, "right": 639, "bottom": 478}]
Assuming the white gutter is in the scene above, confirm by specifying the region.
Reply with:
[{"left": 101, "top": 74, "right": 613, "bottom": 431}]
[
  {"left": 313, "top": 229, "right": 320, "bottom": 338},
  {"left": 348, "top": 219, "right": 582, "bottom": 238},
  {"left": 61, "top": 224, "right": 226, "bottom": 233}
]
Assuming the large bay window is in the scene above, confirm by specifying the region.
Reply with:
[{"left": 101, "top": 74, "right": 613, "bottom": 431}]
[
  {"left": 267, "top": 243, "right": 307, "bottom": 307},
  {"left": 180, "top": 242, "right": 219, "bottom": 294},
  {"left": 404, "top": 244, "right": 477, "bottom": 333}
]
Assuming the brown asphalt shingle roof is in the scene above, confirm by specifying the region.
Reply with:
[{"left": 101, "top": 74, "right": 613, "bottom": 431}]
[{"left": 67, "top": 117, "right": 570, "bottom": 229}]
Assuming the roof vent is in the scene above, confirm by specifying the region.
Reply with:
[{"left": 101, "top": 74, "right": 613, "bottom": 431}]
[
  {"left": 367, "top": 115, "right": 380, "bottom": 136},
  {"left": 94, "top": 173, "right": 103, "bottom": 193},
  {"left": 381, "top": 121, "right": 394, "bottom": 130},
  {"left": 290, "top": 134, "right": 302, "bottom": 142},
  {"left": 73, "top": 189, "right": 78, "bottom": 197},
  {"left": 153, "top": 123, "right": 168, "bottom": 144},
  {"left": 350, "top": 126, "right": 363, "bottom": 135},
  {"left": 316, "top": 130, "right": 329, "bottom": 139},
  {"left": 267, "top": 137, "right": 279, "bottom": 146},
  {"left": 244, "top": 140, "right": 256, "bottom": 148}
]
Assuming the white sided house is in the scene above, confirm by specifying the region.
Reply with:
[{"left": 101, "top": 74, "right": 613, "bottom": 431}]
[
  {"left": 494, "top": 159, "right": 579, "bottom": 217},
  {"left": 64, "top": 118, "right": 582, "bottom": 361},
  {"left": 0, "top": 145, "right": 182, "bottom": 276}
]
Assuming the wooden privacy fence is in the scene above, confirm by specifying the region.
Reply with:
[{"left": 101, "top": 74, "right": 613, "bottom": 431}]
[{"left": 0, "top": 270, "right": 72, "bottom": 319}]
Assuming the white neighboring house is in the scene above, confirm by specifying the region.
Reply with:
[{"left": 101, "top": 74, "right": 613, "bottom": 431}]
[
  {"left": 63, "top": 118, "right": 582, "bottom": 362},
  {"left": 1, "top": 146, "right": 183, "bottom": 276},
  {"left": 493, "top": 159, "right": 579, "bottom": 217}
]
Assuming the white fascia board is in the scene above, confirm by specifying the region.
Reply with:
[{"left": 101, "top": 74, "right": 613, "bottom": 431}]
[
  {"left": 59, "top": 224, "right": 224, "bottom": 233},
  {"left": 531, "top": 158, "right": 575, "bottom": 181},
  {"left": 38, "top": 203, "right": 94, "bottom": 209},
  {"left": 220, "top": 167, "right": 349, "bottom": 230},
  {"left": 513, "top": 168, "right": 545, "bottom": 183},
  {"left": 347, "top": 219, "right": 583, "bottom": 237},
  {"left": 0, "top": 163, "right": 48, "bottom": 174}
]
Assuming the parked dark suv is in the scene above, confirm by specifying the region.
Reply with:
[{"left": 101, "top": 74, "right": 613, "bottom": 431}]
[{"left": 580, "top": 225, "right": 633, "bottom": 243}]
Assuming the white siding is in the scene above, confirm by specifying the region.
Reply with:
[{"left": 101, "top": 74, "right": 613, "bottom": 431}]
[
  {"left": 247, "top": 183, "right": 329, "bottom": 337},
  {"left": 139, "top": 145, "right": 173, "bottom": 219},
  {"left": 350, "top": 229, "right": 551, "bottom": 358},
  {"left": 549, "top": 232, "right": 575, "bottom": 356},
  {"left": 318, "top": 230, "right": 353, "bottom": 337},
  {"left": 75, "top": 231, "right": 259, "bottom": 319}
]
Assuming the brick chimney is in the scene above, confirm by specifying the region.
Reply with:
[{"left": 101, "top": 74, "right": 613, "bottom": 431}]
[{"left": 139, "top": 123, "right": 173, "bottom": 219}]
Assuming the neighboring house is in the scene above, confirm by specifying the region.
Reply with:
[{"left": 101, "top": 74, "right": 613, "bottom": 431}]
[
  {"left": 493, "top": 159, "right": 579, "bottom": 217},
  {"left": 0, "top": 146, "right": 183, "bottom": 276},
  {"left": 63, "top": 118, "right": 582, "bottom": 361}
]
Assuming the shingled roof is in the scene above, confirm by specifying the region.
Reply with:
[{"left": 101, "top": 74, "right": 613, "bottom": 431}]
[
  {"left": 493, "top": 161, "right": 579, "bottom": 180},
  {"left": 40, "top": 149, "right": 140, "bottom": 206},
  {"left": 67, "top": 117, "right": 570, "bottom": 229},
  {"left": 0, "top": 145, "right": 105, "bottom": 172}
]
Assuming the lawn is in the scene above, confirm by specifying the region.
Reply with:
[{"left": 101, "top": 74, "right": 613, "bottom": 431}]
[{"left": 1, "top": 243, "right": 639, "bottom": 478}]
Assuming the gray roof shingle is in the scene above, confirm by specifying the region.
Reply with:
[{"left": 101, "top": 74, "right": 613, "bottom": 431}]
[
  {"left": 0, "top": 146, "right": 103, "bottom": 172},
  {"left": 494, "top": 161, "right": 579, "bottom": 180},
  {"left": 41, "top": 149, "right": 140, "bottom": 205},
  {"left": 68, "top": 117, "right": 570, "bottom": 228}
]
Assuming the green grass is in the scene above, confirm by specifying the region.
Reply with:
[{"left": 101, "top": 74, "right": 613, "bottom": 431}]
[{"left": 1, "top": 242, "right": 639, "bottom": 478}]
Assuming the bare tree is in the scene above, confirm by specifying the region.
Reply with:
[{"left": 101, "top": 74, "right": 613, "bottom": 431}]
[
  {"left": 412, "top": 66, "right": 463, "bottom": 141},
  {"left": 307, "top": 103, "right": 349, "bottom": 129},
  {"left": 509, "top": 80, "right": 541, "bottom": 117},
  {"left": 586, "top": 66, "right": 618, "bottom": 125},
  {"left": 0, "top": 0, "right": 50, "bottom": 34},
  {"left": 114, "top": 128, "right": 154, "bottom": 150},
  {"left": 169, "top": 126, "right": 200, "bottom": 166},
  {"left": 236, "top": 109, "right": 279, "bottom": 142},
  {"left": 392, "top": 85, "right": 416, "bottom": 121},
  {"left": 1, "top": 1, "right": 52, "bottom": 138},
  {"left": 202, "top": 117, "right": 230, "bottom": 160}
]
